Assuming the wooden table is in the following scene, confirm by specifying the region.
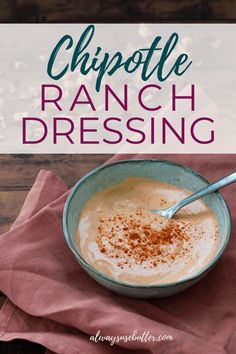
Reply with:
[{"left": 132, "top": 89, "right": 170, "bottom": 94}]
[
  {"left": 0, "top": 155, "right": 111, "bottom": 235},
  {"left": 0, "top": 154, "right": 110, "bottom": 353},
  {"left": 0, "top": 0, "right": 235, "bottom": 23}
]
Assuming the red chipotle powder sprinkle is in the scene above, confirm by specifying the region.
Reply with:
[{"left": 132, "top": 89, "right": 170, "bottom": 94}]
[{"left": 96, "top": 209, "right": 191, "bottom": 268}]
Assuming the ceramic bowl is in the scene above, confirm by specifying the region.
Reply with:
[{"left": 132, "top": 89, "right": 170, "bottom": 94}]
[{"left": 63, "top": 159, "right": 231, "bottom": 298}]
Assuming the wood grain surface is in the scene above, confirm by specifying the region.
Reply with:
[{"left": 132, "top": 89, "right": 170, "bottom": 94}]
[
  {"left": 0, "top": 0, "right": 235, "bottom": 22},
  {"left": 0, "top": 154, "right": 110, "bottom": 234}
]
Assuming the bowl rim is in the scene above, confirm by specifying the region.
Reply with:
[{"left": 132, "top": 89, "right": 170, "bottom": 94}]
[{"left": 63, "top": 158, "right": 231, "bottom": 289}]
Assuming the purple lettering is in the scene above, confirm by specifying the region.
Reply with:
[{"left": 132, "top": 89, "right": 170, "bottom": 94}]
[
  {"left": 162, "top": 117, "right": 185, "bottom": 144},
  {"left": 126, "top": 117, "right": 145, "bottom": 144},
  {"left": 53, "top": 117, "right": 74, "bottom": 144},
  {"left": 191, "top": 117, "right": 214, "bottom": 144},
  {"left": 22, "top": 117, "right": 48, "bottom": 144},
  {"left": 105, "top": 85, "right": 128, "bottom": 111},
  {"left": 138, "top": 84, "right": 162, "bottom": 111},
  {"left": 41, "top": 84, "right": 62, "bottom": 111},
  {"left": 70, "top": 85, "right": 95, "bottom": 111},
  {"left": 172, "top": 84, "right": 195, "bottom": 111},
  {"left": 80, "top": 117, "right": 99, "bottom": 144},
  {"left": 103, "top": 117, "right": 123, "bottom": 144}
]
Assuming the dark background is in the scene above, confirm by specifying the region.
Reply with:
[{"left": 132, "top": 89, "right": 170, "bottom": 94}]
[
  {"left": 0, "top": 0, "right": 235, "bottom": 23},
  {"left": 0, "top": 0, "right": 235, "bottom": 353}
]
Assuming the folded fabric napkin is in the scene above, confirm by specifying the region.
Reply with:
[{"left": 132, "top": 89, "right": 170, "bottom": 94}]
[{"left": 0, "top": 155, "right": 235, "bottom": 354}]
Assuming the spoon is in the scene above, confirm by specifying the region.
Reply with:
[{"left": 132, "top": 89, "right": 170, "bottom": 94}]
[{"left": 151, "top": 172, "right": 236, "bottom": 219}]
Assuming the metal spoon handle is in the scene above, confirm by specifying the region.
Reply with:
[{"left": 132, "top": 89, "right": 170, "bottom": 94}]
[{"left": 171, "top": 171, "right": 236, "bottom": 215}]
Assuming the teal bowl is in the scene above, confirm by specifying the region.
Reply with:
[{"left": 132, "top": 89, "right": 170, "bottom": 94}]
[{"left": 63, "top": 159, "right": 231, "bottom": 298}]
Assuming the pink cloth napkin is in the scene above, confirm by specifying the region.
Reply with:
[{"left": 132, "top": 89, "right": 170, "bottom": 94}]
[{"left": 0, "top": 155, "right": 235, "bottom": 354}]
